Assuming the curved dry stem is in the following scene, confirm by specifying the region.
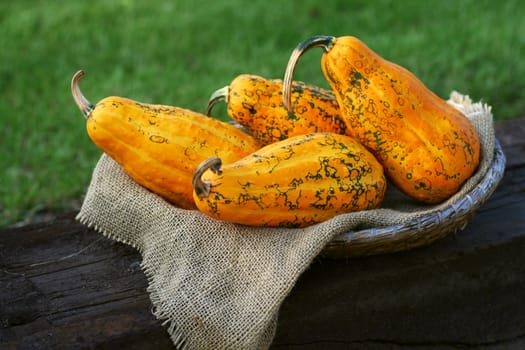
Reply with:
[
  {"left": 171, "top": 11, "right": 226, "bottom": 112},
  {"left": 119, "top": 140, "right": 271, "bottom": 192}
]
[
  {"left": 192, "top": 157, "right": 223, "bottom": 198},
  {"left": 206, "top": 85, "right": 229, "bottom": 117},
  {"left": 71, "top": 70, "right": 95, "bottom": 119},
  {"left": 282, "top": 35, "right": 336, "bottom": 112}
]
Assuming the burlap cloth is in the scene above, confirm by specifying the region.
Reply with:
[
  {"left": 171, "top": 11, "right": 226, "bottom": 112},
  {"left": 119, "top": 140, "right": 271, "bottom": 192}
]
[{"left": 77, "top": 92, "right": 495, "bottom": 349}]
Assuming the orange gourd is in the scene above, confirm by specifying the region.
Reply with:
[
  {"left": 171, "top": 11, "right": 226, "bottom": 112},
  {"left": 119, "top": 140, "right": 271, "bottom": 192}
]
[
  {"left": 282, "top": 35, "right": 480, "bottom": 204},
  {"left": 192, "top": 132, "right": 386, "bottom": 227},
  {"left": 71, "top": 70, "right": 261, "bottom": 209},
  {"left": 207, "top": 74, "right": 348, "bottom": 145}
]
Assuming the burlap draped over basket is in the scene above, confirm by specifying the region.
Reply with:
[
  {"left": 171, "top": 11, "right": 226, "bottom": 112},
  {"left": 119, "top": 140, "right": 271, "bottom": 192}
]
[{"left": 77, "top": 92, "right": 504, "bottom": 349}]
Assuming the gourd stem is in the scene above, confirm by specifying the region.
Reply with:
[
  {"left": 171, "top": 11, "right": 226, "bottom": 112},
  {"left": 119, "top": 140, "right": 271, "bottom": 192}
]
[
  {"left": 282, "top": 35, "right": 335, "bottom": 112},
  {"left": 192, "top": 157, "right": 223, "bottom": 198},
  {"left": 206, "top": 86, "right": 229, "bottom": 117},
  {"left": 71, "top": 70, "right": 95, "bottom": 119}
]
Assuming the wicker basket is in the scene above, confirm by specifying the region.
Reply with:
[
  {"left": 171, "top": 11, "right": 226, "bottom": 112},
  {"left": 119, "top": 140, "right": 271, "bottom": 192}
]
[{"left": 320, "top": 139, "right": 506, "bottom": 258}]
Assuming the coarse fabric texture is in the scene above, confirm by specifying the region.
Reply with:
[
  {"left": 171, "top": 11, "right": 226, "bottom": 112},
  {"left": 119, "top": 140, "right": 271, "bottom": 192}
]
[{"left": 77, "top": 92, "right": 495, "bottom": 349}]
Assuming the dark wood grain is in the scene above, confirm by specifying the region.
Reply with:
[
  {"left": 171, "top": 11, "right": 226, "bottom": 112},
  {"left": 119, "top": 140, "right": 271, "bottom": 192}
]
[{"left": 1, "top": 118, "right": 524, "bottom": 349}]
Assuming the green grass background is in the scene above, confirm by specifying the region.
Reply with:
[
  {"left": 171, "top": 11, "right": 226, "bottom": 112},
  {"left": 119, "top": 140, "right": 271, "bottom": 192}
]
[{"left": 1, "top": 0, "right": 524, "bottom": 227}]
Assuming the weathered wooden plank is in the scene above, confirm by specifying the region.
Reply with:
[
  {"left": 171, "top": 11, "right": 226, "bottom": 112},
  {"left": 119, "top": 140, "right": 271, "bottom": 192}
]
[
  {"left": 1, "top": 118, "right": 524, "bottom": 349},
  {"left": 0, "top": 215, "right": 172, "bottom": 349}
]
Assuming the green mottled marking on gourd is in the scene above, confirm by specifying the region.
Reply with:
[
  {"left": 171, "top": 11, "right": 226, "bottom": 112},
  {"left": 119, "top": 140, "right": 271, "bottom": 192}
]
[
  {"left": 287, "top": 112, "right": 299, "bottom": 121},
  {"left": 236, "top": 192, "right": 257, "bottom": 208},
  {"left": 320, "top": 157, "right": 339, "bottom": 178},
  {"left": 350, "top": 70, "right": 368, "bottom": 88},
  {"left": 311, "top": 187, "right": 337, "bottom": 210},
  {"left": 237, "top": 181, "right": 252, "bottom": 190},
  {"left": 149, "top": 135, "right": 167, "bottom": 144},
  {"left": 415, "top": 178, "right": 432, "bottom": 191},
  {"left": 289, "top": 177, "right": 303, "bottom": 188}
]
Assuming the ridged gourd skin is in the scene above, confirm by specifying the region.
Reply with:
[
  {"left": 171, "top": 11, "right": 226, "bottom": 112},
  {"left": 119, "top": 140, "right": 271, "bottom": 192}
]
[
  {"left": 207, "top": 74, "right": 348, "bottom": 145},
  {"left": 192, "top": 132, "right": 386, "bottom": 228},
  {"left": 71, "top": 70, "right": 261, "bottom": 210},
  {"left": 283, "top": 36, "right": 481, "bottom": 204}
]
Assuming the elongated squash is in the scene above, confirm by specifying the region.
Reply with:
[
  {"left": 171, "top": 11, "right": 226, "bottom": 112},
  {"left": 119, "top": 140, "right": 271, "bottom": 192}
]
[
  {"left": 282, "top": 36, "right": 480, "bottom": 204},
  {"left": 71, "top": 70, "right": 261, "bottom": 209},
  {"left": 192, "top": 132, "right": 386, "bottom": 228},
  {"left": 207, "top": 74, "right": 349, "bottom": 145}
]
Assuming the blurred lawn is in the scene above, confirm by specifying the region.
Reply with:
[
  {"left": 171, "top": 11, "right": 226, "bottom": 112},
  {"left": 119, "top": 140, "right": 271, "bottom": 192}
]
[{"left": 1, "top": 0, "right": 524, "bottom": 227}]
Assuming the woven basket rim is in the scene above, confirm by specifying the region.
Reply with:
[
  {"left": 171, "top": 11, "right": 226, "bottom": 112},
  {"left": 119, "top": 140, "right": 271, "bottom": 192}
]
[{"left": 321, "top": 138, "right": 506, "bottom": 258}]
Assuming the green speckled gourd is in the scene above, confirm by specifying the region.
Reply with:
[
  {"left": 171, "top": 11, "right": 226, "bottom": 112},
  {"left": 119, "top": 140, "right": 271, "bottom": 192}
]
[
  {"left": 192, "top": 132, "right": 386, "bottom": 228},
  {"left": 282, "top": 35, "right": 481, "bottom": 204},
  {"left": 207, "top": 74, "right": 349, "bottom": 145},
  {"left": 71, "top": 70, "right": 261, "bottom": 209}
]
